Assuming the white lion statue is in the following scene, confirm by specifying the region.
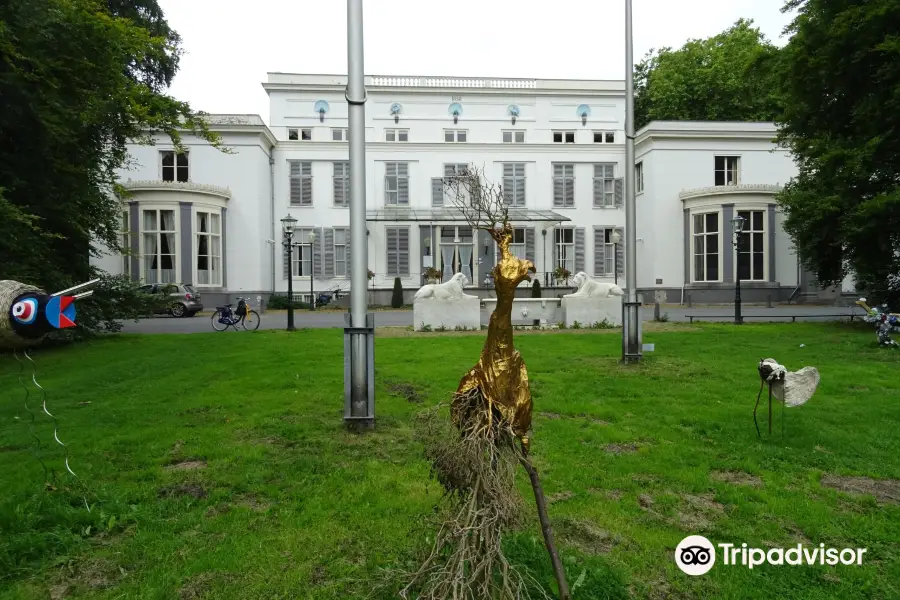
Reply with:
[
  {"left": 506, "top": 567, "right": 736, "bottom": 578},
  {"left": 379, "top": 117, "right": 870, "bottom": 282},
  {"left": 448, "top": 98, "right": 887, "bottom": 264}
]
[
  {"left": 563, "top": 272, "right": 625, "bottom": 299},
  {"left": 414, "top": 272, "right": 477, "bottom": 301}
]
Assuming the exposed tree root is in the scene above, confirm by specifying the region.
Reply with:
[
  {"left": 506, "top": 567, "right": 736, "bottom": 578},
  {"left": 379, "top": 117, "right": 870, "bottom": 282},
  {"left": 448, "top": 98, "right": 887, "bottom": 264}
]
[{"left": 397, "top": 391, "right": 552, "bottom": 600}]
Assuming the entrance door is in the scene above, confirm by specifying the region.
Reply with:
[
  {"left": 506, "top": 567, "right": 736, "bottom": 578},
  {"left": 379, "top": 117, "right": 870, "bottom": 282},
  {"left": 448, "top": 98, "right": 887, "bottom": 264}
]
[{"left": 440, "top": 226, "right": 474, "bottom": 284}]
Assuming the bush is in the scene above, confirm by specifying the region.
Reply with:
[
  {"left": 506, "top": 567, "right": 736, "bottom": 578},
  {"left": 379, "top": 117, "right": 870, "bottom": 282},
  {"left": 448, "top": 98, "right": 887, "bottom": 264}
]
[
  {"left": 268, "top": 295, "right": 304, "bottom": 310},
  {"left": 391, "top": 277, "right": 404, "bottom": 308},
  {"left": 531, "top": 279, "right": 542, "bottom": 298}
]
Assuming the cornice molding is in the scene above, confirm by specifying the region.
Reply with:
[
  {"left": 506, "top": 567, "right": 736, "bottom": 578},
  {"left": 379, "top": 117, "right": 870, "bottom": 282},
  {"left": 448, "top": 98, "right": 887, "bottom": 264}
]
[
  {"left": 263, "top": 83, "right": 625, "bottom": 99},
  {"left": 679, "top": 184, "right": 782, "bottom": 201},
  {"left": 272, "top": 141, "right": 627, "bottom": 154},
  {"left": 121, "top": 179, "right": 232, "bottom": 200}
]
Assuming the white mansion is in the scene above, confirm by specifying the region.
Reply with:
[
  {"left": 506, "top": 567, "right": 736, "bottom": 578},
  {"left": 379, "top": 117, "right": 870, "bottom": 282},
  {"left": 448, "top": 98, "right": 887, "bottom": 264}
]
[{"left": 92, "top": 72, "right": 854, "bottom": 308}]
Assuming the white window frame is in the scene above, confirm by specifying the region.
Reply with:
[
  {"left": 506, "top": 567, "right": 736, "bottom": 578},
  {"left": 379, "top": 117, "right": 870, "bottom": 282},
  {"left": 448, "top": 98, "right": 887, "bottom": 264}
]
[
  {"left": 635, "top": 161, "right": 644, "bottom": 194},
  {"left": 592, "top": 131, "right": 615, "bottom": 144},
  {"left": 509, "top": 227, "right": 526, "bottom": 260},
  {"left": 331, "top": 128, "right": 348, "bottom": 141},
  {"left": 502, "top": 130, "right": 525, "bottom": 143},
  {"left": 692, "top": 211, "right": 722, "bottom": 283},
  {"left": 288, "top": 128, "right": 312, "bottom": 141},
  {"left": 384, "top": 162, "right": 409, "bottom": 206},
  {"left": 598, "top": 227, "right": 617, "bottom": 276},
  {"left": 715, "top": 156, "right": 740, "bottom": 186},
  {"left": 194, "top": 209, "right": 222, "bottom": 287},
  {"left": 139, "top": 206, "right": 180, "bottom": 284},
  {"left": 120, "top": 210, "right": 131, "bottom": 277},
  {"left": 554, "top": 227, "right": 575, "bottom": 274},
  {"left": 385, "top": 129, "right": 409, "bottom": 142},
  {"left": 593, "top": 164, "right": 616, "bottom": 207},
  {"left": 160, "top": 150, "right": 189, "bottom": 182},
  {"left": 552, "top": 131, "right": 575, "bottom": 144},
  {"left": 291, "top": 228, "right": 314, "bottom": 278},
  {"left": 333, "top": 228, "right": 348, "bottom": 278},
  {"left": 444, "top": 129, "right": 468, "bottom": 143},
  {"left": 502, "top": 163, "right": 526, "bottom": 207},
  {"left": 735, "top": 208, "right": 767, "bottom": 282}
]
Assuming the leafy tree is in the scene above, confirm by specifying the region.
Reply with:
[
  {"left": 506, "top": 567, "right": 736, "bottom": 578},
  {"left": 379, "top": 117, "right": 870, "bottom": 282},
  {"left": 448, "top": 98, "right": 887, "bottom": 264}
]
[
  {"left": 774, "top": 0, "right": 900, "bottom": 307},
  {"left": 634, "top": 19, "right": 782, "bottom": 129},
  {"left": 391, "top": 277, "right": 404, "bottom": 308},
  {"left": 0, "top": 0, "right": 224, "bottom": 330}
]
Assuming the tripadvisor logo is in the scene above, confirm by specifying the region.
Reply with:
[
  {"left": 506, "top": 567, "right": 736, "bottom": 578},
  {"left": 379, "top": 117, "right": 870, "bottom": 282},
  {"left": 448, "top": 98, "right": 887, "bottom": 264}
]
[{"left": 675, "top": 536, "right": 868, "bottom": 575}]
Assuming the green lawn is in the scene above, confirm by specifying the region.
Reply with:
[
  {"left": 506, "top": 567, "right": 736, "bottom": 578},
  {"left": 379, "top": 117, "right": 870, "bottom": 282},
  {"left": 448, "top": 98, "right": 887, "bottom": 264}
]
[{"left": 1, "top": 323, "right": 898, "bottom": 599}]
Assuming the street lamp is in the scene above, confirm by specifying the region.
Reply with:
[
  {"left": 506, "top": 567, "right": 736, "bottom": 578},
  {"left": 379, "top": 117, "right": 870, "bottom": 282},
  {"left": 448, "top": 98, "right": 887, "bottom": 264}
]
[
  {"left": 306, "top": 231, "right": 317, "bottom": 310},
  {"left": 281, "top": 214, "right": 298, "bottom": 331},
  {"left": 731, "top": 214, "right": 746, "bottom": 325},
  {"left": 610, "top": 230, "right": 621, "bottom": 285}
]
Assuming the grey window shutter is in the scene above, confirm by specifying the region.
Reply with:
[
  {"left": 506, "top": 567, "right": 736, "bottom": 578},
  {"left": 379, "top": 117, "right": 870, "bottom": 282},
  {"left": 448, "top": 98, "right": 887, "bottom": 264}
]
[
  {"left": 289, "top": 162, "right": 302, "bottom": 205},
  {"left": 553, "top": 165, "right": 563, "bottom": 207},
  {"left": 346, "top": 233, "right": 351, "bottom": 278},
  {"left": 565, "top": 171, "right": 574, "bottom": 207},
  {"left": 432, "top": 177, "right": 443, "bottom": 206},
  {"left": 324, "top": 228, "right": 335, "bottom": 278},
  {"left": 516, "top": 167, "right": 526, "bottom": 207},
  {"left": 615, "top": 177, "right": 624, "bottom": 208},
  {"left": 398, "top": 163, "right": 409, "bottom": 205},
  {"left": 313, "top": 226, "right": 323, "bottom": 276},
  {"left": 386, "top": 228, "right": 397, "bottom": 275},
  {"left": 333, "top": 162, "right": 348, "bottom": 207},
  {"left": 525, "top": 227, "right": 535, "bottom": 262},
  {"left": 616, "top": 227, "right": 624, "bottom": 277},
  {"left": 399, "top": 228, "right": 410, "bottom": 276},
  {"left": 575, "top": 227, "right": 585, "bottom": 273},
  {"left": 302, "top": 162, "right": 312, "bottom": 206},
  {"left": 503, "top": 163, "right": 513, "bottom": 205},
  {"left": 283, "top": 232, "right": 291, "bottom": 280},
  {"left": 593, "top": 169, "right": 603, "bottom": 207},
  {"left": 594, "top": 228, "right": 606, "bottom": 276}
]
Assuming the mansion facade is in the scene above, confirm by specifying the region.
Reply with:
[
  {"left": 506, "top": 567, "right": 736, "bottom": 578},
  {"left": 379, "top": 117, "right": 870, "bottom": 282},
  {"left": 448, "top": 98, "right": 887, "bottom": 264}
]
[{"left": 91, "top": 72, "right": 854, "bottom": 308}]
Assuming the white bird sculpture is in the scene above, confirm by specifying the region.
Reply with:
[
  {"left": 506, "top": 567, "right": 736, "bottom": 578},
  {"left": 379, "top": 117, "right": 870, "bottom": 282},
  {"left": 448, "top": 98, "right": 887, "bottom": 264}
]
[{"left": 755, "top": 358, "right": 820, "bottom": 438}]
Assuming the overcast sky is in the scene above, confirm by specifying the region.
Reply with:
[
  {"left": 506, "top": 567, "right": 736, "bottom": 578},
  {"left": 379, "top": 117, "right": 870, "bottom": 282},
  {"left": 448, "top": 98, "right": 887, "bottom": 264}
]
[{"left": 159, "top": 0, "right": 795, "bottom": 124}]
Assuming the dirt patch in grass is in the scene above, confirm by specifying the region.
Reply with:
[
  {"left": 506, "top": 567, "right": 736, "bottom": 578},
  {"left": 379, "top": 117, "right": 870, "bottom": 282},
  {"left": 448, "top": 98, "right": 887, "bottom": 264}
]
[
  {"left": 556, "top": 517, "right": 618, "bottom": 554},
  {"left": 165, "top": 460, "right": 207, "bottom": 471},
  {"left": 238, "top": 493, "right": 271, "bottom": 512},
  {"left": 821, "top": 475, "right": 900, "bottom": 504},
  {"left": 205, "top": 503, "right": 232, "bottom": 518},
  {"left": 711, "top": 470, "right": 762, "bottom": 487},
  {"left": 638, "top": 494, "right": 654, "bottom": 509},
  {"left": 158, "top": 484, "right": 207, "bottom": 500},
  {"left": 179, "top": 572, "right": 235, "bottom": 600},
  {"left": 676, "top": 494, "right": 725, "bottom": 531},
  {"left": 548, "top": 490, "right": 575, "bottom": 504},
  {"left": 385, "top": 379, "right": 426, "bottom": 403},
  {"left": 604, "top": 443, "right": 639, "bottom": 455},
  {"left": 539, "top": 412, "right": 562, "bottom": 420},
  {"left": 52, "top": 558, "right": 121, "bottom": 596}
]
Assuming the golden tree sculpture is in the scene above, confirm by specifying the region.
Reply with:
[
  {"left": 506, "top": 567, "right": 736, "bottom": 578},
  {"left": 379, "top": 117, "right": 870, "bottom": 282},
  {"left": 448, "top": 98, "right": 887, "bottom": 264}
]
[{"left": 401, "top": 165, "right": 569, "bottom": 600}]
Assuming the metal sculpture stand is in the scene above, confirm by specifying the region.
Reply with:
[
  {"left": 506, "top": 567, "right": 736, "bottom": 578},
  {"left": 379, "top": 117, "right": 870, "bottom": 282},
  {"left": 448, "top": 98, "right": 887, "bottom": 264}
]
[{"left": 754, "top": 377, "right": 785, "bottom": 440}]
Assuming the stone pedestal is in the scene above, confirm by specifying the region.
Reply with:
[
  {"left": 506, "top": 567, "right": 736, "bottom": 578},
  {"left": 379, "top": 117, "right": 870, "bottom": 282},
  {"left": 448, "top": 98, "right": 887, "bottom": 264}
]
[
  {"left": 414, "top": 297, "right": 481, "bottom": 331},
  {"left": 562, "top": 296, "right": 623, "bottom": 327}
]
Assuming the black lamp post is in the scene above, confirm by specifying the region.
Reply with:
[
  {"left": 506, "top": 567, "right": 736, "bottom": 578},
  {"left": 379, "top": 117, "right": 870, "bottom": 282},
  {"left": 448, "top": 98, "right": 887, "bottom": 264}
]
[
  {"left": 281, "top": 215, "right": 298, "bottom": 331},
  {"left": 611, "top": 229, "right": 621, "bottom": 285},
  {"left": 731, "top": 214, "right": 746, "bottom": 325}
]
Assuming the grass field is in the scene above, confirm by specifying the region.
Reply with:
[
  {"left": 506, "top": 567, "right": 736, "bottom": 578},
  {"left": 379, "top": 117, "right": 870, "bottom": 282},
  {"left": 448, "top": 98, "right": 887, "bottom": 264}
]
[{"left": 1, "top": 323, "right": 898, "bottom": 599}]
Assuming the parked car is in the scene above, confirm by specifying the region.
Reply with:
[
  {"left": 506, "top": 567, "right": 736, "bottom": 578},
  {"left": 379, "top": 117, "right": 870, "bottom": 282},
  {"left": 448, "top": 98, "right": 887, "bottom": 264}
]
[{"left": 137, "top": 283, "right": 203, "bottom": 317}]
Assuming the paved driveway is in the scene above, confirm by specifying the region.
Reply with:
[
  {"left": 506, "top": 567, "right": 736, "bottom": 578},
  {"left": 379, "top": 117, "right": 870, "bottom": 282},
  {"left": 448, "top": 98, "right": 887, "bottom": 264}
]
[{"left": 119, "top": 305, "right": 862, "bottom": 334}]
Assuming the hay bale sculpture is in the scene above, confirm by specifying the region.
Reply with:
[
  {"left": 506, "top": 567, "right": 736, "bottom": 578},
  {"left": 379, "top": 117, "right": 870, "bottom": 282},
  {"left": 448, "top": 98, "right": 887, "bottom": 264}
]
[{"left": 403, "top": 167, "right": 569, "bottom": 600}]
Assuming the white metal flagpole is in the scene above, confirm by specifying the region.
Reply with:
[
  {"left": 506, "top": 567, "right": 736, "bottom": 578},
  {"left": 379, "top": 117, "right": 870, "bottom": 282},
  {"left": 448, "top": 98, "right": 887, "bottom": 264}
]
[
  {"left": 623, "top": 0, "right": 642, "bottom": 362},
  {"left": 345, "top": 0, "right": 375, "bottom": 426}
]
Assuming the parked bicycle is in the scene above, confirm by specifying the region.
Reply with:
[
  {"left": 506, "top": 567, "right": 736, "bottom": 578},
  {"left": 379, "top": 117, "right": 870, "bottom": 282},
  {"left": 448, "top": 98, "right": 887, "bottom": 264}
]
[{"left": 211, "top": 296, "right": 260, "bottom": 331}]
